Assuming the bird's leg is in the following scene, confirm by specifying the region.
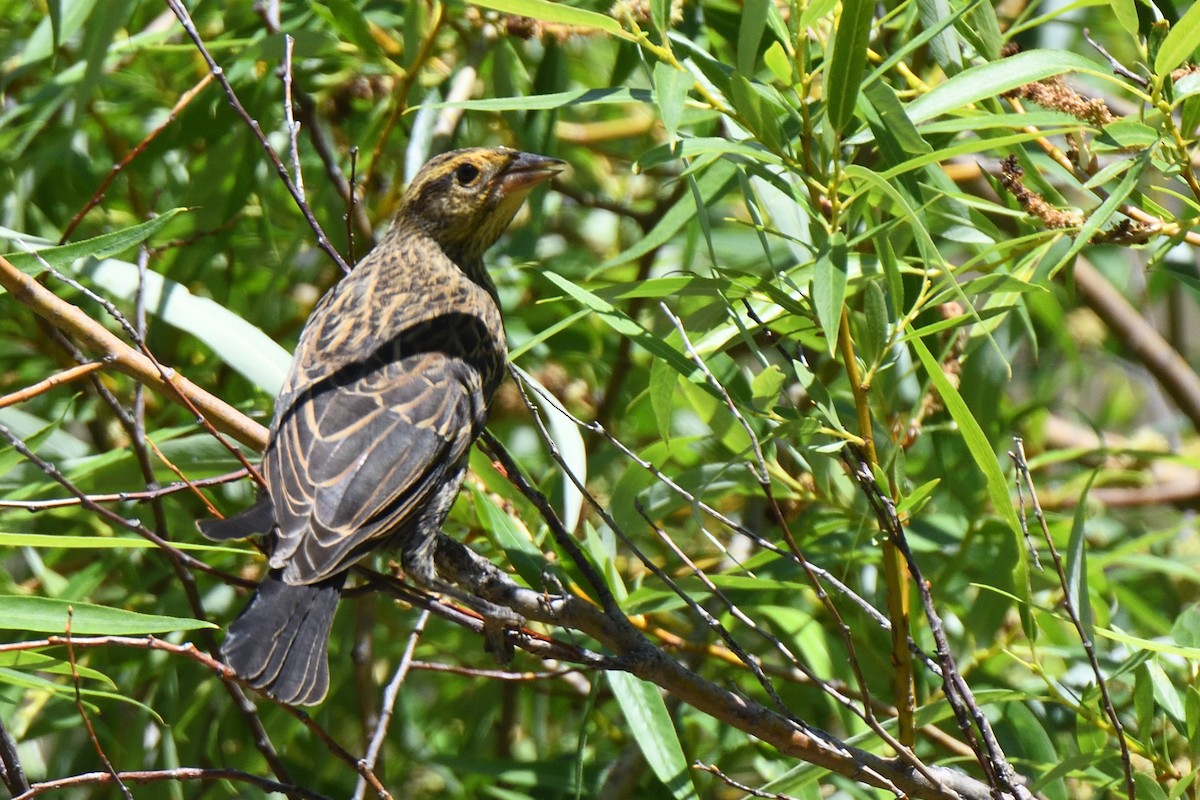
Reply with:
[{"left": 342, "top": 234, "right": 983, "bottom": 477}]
[{"left": 401, "top": 533, "right": 523, "bottom": 663}]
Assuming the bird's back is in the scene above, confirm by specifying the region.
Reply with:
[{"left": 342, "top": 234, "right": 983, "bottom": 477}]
[{"left": 263, "top": 223, "right": 506, "bottom": 583}]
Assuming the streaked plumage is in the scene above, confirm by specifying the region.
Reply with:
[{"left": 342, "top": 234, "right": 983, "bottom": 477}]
[{"left": 201, "top": 147, "right": 562, "bottom": 705}]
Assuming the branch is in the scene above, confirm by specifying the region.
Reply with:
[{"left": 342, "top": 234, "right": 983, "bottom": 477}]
[{"left": 0, "top": 255, "right": 268, "bottom": 450}]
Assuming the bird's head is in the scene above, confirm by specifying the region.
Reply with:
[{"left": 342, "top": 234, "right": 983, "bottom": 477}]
[{"left": 395, "top": 147, "right": 564, "bottom": 264}]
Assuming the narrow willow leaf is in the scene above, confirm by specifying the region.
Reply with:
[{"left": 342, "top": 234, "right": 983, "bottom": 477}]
[
  {"left": 737, "top": 0, "right": 770, "bottom": 76},
  {"left": 471, "top": 0, "right": 623, "bottom": 35},
  {"left": 910, "top": 337, "right": 1029, "bottom": 613},
  {"left": 862, "top": 278, "right": 889, "bottom": 362},
  {"left": 0, "top": 596, "right": 215, "bottom": 634},
  {"left": 3, "top": 208, "right": 186, "bottom": 274},
  {"left": 917, "top": 0, "right": 962, "bottom": 72},
  {"left": 649, "top": 356, "right": 678, "bottom": 443},
  {"left": 430, "top": 87, "right": 650, "bottom": 111},
  {"left": 0, "top": 532, "right": 250, "bottom": 554},
  {"left": 903, "top": 50, "right": 1111, "bottom": 126},
  {"left": 654, "top": 62, "right": 689, "bottom": 144},
  {"left": 1066, "top": 471, "right": 1098, "bottom": 642},
  {"left": 813, "top": 233, "right": 848, "bottom": 355},
  {"left": 470, "top": 485, "right": 544, "bottom": 586},
  {"left": 607, "top": 671, "right": 699, "bottom": 800},
  {"left": 1046, "top": 149, "right": 1150, "bottom": 277},
  {"left": 825, "top": 0, "right": 873, "bottom": 134},
  {"left": 1109, "top": 0, "right": 1138, "bottom": 36},
  {"left": 1155, "top": 1, "right": 1200, "bottom": 75}
]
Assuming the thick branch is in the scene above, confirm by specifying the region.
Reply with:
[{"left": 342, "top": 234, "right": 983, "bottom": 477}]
[
  {"left": 436, "top": 538, "right": 1014, "bottom": 800},
  {"left": 0, "top": 255, "right": 268, "bottom": 451}
]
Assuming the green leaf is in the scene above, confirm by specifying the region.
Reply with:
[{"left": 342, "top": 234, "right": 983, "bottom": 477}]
[
  {"left": 764, "top": 40, "right": 791, "bottom": 83},
  {"left": 470, "top": 485, "right": 545, "bottom": 586},
  {"left": 1066, "top": 471, "right": 1097, "bottom": 642},
  {"left": 649, "top": 356, "right": 678, "bottom": 443},
  {"left": 812, "top": 232, "right": 848, "bottom": 355},
  {"left": 607, "top": 671, "right": 699, "bottom": 800},
  {"left": 653, "top": 63, "right": 690, "bottom": 144},
  {"left": 429, "top": 87, "right": 651, "bottom": 111},
  {"left": 910, "top": 337, "right": 1029, "bottom": 613},
  {"left": 1155, "top": 1, "right": 1200, "bottom": 75},
  {"left": 1047, "top": 150, "right": 1150, "bottom": 277},
  {"left": 903, "top": 50, "right": 1112, "bottom": 127},
  {"left": 2, "top": 208, "right": 187, "bottom": 274},
  {"left": 862, "top": 278, "right": 890, "bottom": 362},
  {"left": 0, "top": 532, "right": 250, "bottom": 554},
  {"left": 917, "top": 0, "right": 962, "bottom": 72},
  {"left": 737, "top": 0, "right": 770, "bottom": 76},
  {"left": 0, "top": 596, "right": 215, "bottom": 634},
  {"left": 1109, "top": 0, "right": 1139, "bottom": 36},
  {"left": 312, "top": 0, "right": 386, "bottom": 61},
  {"left": 825, "top": 0, "right": 874, "bottom": 134},
  {"left": 896, "top": 478, "right": 940, "bottom": 516},
  {"left": 750, "top": 363, "right": 786, "bottom": 408},
  {"left": 471, "top": 0, "right": 624, "bottom": 36}
]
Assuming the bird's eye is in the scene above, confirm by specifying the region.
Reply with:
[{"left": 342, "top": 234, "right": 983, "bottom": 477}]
[{"left": 454, "top": 163, "right": 481, "bottom": 186}]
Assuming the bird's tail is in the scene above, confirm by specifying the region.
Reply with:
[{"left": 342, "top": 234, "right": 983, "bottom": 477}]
[{"left": 221, "top": 570, "right": 346, "bottom": 706}]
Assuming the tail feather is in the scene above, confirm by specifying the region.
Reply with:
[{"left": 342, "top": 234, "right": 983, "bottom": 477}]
[
  {"left": 198, "top": 495, "right": 275, "bottom": 541},
  {"left": 221, "top": 570, "right": 345, "bottom": 705}
]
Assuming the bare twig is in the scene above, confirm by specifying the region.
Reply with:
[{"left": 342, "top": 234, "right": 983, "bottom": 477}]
[
  {"left": 1010, "top": 438, "right": 1135, "bottom": 800},
  {"left": 12, "top": 768, "right": 332, "bottom": 800},
  {"left": 847, "top": 451, "right": 1034, "bottom": 800},
  {"left": 693, "top": 761, "right": 799, "bottom": 799},
  {"left": 1082, "top": 28, "right": 1147, "bottom": 86},
  {"left": 282, "top": 35, "right": 305, "bottom": 202},
  {"left": 163, "top": 0, "right": 351, "bottom": 274},
  {"left": 0, "top": 360, "right": 109, "bottom": 409},
  {"left": 59, "top": 73, "right": 213, "bottom": 243},
  {"left": 352, "top": 610, "right": 428, "bottom": 800},
  {"left": 0, "top": 254, "right": 268, "bottom": 450},
  {"left": 65, "top": 609, "right": 133, "bottom": 800},
  {"left": 0, "top": 470, "right": 248, "bottom": 511}
]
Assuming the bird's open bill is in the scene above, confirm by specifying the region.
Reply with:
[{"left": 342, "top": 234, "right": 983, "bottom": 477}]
[{"left": 499, "top": 152, "right": 566, "bottom": 194}]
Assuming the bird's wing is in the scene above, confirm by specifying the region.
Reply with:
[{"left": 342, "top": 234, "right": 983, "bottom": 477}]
[{"left": 264, "top": 323, "right": 495, "bottom": 584}]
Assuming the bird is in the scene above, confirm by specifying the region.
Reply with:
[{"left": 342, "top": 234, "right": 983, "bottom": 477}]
[{"left": 199, "top": 147, "right": 563, "bottom": 705}]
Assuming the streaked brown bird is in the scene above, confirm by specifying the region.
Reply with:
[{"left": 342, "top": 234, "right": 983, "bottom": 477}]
[{"left": 200, "top": 147, "right": 562, "bottom": 705}]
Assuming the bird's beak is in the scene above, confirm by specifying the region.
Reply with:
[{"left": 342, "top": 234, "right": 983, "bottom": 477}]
[{"left": 499, "top": 152, "right": 566, "bottom": 194}]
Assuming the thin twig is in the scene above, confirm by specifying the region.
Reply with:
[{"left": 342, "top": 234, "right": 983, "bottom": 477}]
[
  {"left": 848, "top": 451, "right": 1034, "bottom": 800},
  {"left": 693, "top": 761, "right": 799, "bottom": 799},
  {"left": 281, "top": 35, "right": 305, "bottom": 202},
  {"left": 12, "top": 767, "right": 332, "bottom": 800},
  {"left": 347, "top": 146, "right": 359, "bottom": 266},
  {"left": 1010, "top": 438, "right": 1135, "bottom": 800},
  {"left": 163, "top": 0, "right": 351, "bottom": 274},
  {"left": 0, "top": 470, "right": 248, "bottom": 510},
  {"left": 1082, "top": 29, "right": 1147, "bottom": 86},
  {"left": 352, "top": 610, "right": 429, "bottom": 800},
  {"left": 65, "top": 609, "right": 133, "bottom": 800},
  {"left": 59, "top": 73, "right": 213, "bottom": 243},
  {"left": 0, "top": 360, "right": 109, "bottom": 409}
]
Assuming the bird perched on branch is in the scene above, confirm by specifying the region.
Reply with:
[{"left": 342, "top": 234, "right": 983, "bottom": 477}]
[{"left": 200, "top": 147, "right": 563, "bottom": 705}]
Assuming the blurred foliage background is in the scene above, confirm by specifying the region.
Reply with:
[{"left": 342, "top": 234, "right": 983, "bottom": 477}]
[{"left": 3, "top": 0, "right": 1200, "bottom": 798}]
